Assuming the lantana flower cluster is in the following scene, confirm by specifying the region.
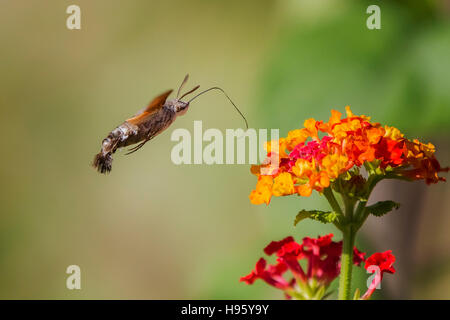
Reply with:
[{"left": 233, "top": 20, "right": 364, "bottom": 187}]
[
  {"left": 242, "top": 106, "right": 447, "bottom": 300},
  {"left": 249, "top": 106, "right": 448, "bottom": 205}
]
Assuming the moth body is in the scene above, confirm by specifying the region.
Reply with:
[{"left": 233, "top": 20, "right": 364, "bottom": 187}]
[{"left": 93, "top": 94, "right": 190, "bottom": 174}]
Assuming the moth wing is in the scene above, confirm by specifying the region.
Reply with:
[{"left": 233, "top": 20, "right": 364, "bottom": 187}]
[
  {"left": 143, "top": 89, "right": 173, "bottom": 113},
  {"left": 126, "top": 89, "right": 173, "bottom": 125}
]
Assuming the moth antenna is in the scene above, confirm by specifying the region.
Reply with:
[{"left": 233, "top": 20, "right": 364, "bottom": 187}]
[
  {"left": 179, "top": 85, "right": 200, "bottom": 100},
  {"left": 176, "top": 74, "right": 189, "bottom": 99},
  {"left": 187, "top": 87, "right": 249, "bottom": 129}
]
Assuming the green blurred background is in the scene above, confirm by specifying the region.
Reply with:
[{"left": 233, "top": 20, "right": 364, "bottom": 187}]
[{"left": 0, "top": 0, "right": 449, "bottom": 299}]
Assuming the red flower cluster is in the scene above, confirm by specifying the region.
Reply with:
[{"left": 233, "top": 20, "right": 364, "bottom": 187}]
[
  {"left": 241, "top": 234, "right": 398, "bottom": 300},
  {"left": 240, "top": 234, "right": 365, "bottom": 299}
]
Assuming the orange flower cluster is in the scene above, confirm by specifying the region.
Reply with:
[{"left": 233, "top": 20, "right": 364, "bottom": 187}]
[{"left": 249, "top": 106, "right": 448, "bottom": 205}]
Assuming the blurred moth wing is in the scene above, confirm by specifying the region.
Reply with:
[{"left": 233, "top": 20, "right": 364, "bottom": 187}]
[
  {"left": 123, "top": 89, "right": 176, "bottom": 155},
  {"left": 126, "top": 89, "right": 173, "bottom": 125}
]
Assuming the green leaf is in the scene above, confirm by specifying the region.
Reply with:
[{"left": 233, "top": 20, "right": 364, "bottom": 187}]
[
  {"left": 366, "top": 200, "right": 400, "bottom": 217},
  {"left": 294, "top": 210, "right": 338, "bottom": 226},
  {"left": 294, "top": 210, "right": 312, "bottom": 225},
  {"left": 312, "top": 211, "right": 338, "bottom": 224}
]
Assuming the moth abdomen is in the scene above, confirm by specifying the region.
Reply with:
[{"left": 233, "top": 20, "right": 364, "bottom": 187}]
[
  {"left": 92, "top": 151, "right": 113, "bottom": 174},
  {"left": 92, "top": 124, "right": 131, "bottom": 174}
]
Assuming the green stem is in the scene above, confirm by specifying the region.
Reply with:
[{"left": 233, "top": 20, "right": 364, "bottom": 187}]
[
  {"left": 323, "top": 187, "right": 343, "bottom": 215},
  {"left": 338, "top": 225, "right": 355, "bottom": 300},
  {"left": 353, "top": 200, "right": 367, "bottom": 222},
  {"left": 335, "top": 173, "right": 385, "bottom": 299},
  {"left": 354, "top": 174, "right": 381, "bottom": 222},
  {"left": 323, "top": 187, "right": 345, "bottom": 231},
  {"left": 355, "top": 209, "right": 369, "bottom": 231}
]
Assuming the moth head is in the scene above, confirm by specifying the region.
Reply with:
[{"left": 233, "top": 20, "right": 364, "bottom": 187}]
[
  {"left": 174, "top": 100, "right": 190, "bottom": 116},
  {"left": 174, "top": 75, "right": 199, "bottom": 116}
]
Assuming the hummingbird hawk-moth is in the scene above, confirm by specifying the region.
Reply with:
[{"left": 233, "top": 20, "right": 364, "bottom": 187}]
[{"left": 92, "top": 74, "right": 248, "bottom": 174}]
